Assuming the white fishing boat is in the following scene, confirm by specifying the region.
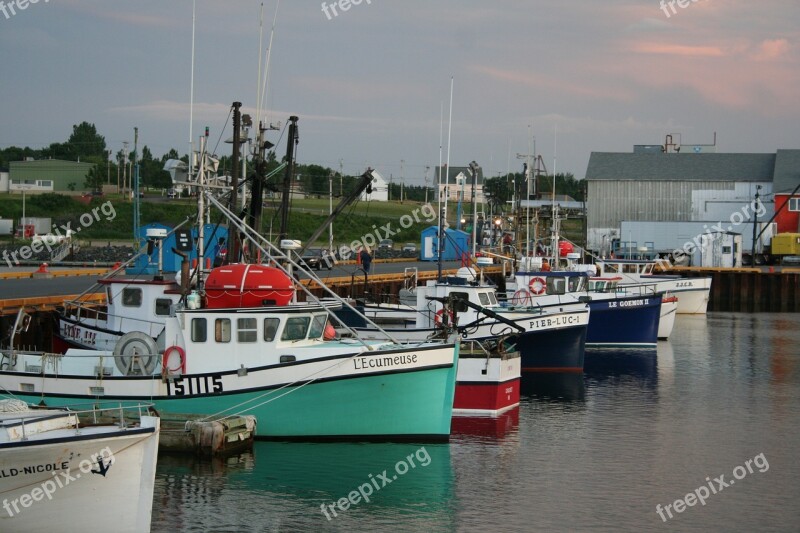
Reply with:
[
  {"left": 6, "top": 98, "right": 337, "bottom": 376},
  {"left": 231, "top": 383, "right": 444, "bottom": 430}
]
[
  {"left": 340, "top": 268, "right": 590, "bottom": 373},
  {"left": 594, "top": 259, "right": 711, "bottom": 314},
  {"left": 2, "top": 261, "right": 459, "bottom": 441},
  {"left": 0, "top": 400, "right": 159, "bottom": 533}
]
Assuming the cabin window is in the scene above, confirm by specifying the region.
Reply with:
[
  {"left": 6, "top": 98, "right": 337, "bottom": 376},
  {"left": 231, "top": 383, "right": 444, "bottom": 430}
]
[
  {"left": 623, "top": 264, "right": 638, "bottom": 274},
  {"left": 604, "top": 263, "right": 619, "bottom": 273},
  {"left": 789, "top": 197, "right": 800, "bottom": 212},
  {"left": 122, "top": 288, "right": 142, "bottom": 307},
  {"left": 106, "top": 286, "right": 114, "bottom": 305},
  {"left": 281, "top": 317, "right": 310, "bottom": 341},
  {"left": 488, "top": 292, "right": 498, "bottom": 306},
  {"left": 450, "top": 292, "right": 469, "bottom": 312},
  {"left": 478, "top": 293, "right": 490, "bottom": 306},
  {"left": 215, "top": 319, "right": 231, "bottom": 343},
  {"left": 191, "top": 318, "right": 207, "bottom": 342},
  {"left": 546, "top": 277, "right": 566, "bottom": 295},
  {"left": 237, "top": 318, "right": 258, "bottom": 343},
  {"left": 155, "top": 298, "right": 172, "bottom": 316},
  {"left": 308, "top": 315, "right": 327, "bottom": 339},
  {"left": 264, "top": 318, "right": 280, "bottom": 342},
  {"left": 569, "top": 276, "right": 585, "bottom": 292}
]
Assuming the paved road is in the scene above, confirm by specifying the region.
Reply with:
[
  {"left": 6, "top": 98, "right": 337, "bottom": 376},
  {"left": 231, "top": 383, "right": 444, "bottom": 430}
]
[{"left": 0, "top": 260, "right": 466, "bottom": 300}]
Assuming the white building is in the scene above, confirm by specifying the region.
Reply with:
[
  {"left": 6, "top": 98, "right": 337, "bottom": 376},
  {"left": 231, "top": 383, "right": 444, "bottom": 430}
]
[
  {"left": 435, "top": 166, "right": 485, "bottom": 204},
  {"left": 360, "top": 170, "right": 389, "bottom": 202}
]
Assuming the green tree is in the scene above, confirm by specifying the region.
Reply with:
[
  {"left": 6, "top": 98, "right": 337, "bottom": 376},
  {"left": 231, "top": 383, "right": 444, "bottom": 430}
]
[{"left": 84, "top": 165, "right": 104, "bottom": 191}]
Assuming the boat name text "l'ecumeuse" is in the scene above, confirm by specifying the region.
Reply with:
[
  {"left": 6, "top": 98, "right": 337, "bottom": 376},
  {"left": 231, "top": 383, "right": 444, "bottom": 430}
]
[
  {"left": 607, "top": 299, "right": 650, "bottom": 308},
  {"left": 0, "top": 462, "right": 70, "bottom": 478},
  {"left": 167, "top": 375, "right": 223, "bottom": 396},
  {"left": 353, "top": 354, "right": 418, "bottom": 370},
  {"left": 528, "top": 314, "right": 584, "bottom": 329}
]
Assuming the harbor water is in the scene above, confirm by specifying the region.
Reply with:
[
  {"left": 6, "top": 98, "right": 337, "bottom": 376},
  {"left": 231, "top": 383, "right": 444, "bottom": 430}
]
[{"left": 150, "top": 313, "right": 800, "bottom": 532}]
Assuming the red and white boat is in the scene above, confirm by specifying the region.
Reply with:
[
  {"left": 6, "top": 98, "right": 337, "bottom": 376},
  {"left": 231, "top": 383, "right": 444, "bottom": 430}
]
[{"left": 452, "top": 339, "right": 521, "bottom": 416}]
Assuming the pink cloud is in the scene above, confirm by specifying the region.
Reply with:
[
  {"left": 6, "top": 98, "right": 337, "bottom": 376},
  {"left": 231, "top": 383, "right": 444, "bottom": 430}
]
[
  {"left": 632, "top": 43, "right": 725, "bottom": 57},
  {"left": 469, "top": 65, "right": 636, "bottom": 102},
  {"left": 750, "top": 38, "right": 791, "bottom": 61}
]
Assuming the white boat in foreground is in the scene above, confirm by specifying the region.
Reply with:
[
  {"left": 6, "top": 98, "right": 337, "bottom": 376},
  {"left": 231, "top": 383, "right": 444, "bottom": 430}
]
[{"left": 0, "top": 401, "right": 159, "bottom": 533}]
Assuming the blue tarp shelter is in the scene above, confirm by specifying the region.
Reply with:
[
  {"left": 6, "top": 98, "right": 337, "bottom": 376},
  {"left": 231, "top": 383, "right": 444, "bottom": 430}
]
[{"left": 420, "top": 226, "right": 470, "bottom": 261}]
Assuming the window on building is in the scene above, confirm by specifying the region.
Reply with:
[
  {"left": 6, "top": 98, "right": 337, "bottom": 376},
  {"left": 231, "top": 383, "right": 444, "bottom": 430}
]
[
  {"left": 215, "top": 319, "right": 231, "bottom": 343},
  {"left": 237, "top": 318, "right": 257, "bottom": 343},
  {"left": 191, "top": 318, "right": 207, "bottom": 342},
  {"left": 789, "top": 197, "right": 800, "bottom": 212},
  {"left": 37, "top": 180, "right": 52, "bottom": 188},
  {"left": 281, "top": 317, "right": 310, "bottom": 341},
  {"left": 264, "top": 318, "right": 280, "bottom": 342},
  {"left": 155, "top": 298, "right": 172, "bottom": 316},
  {"left": 122, "top": 288, "right": 142, "bottom": 307}
]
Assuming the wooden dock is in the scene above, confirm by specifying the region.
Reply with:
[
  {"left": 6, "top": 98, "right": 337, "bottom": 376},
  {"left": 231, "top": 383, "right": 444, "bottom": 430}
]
[{"left": 666, "top": 267, "right": 800, "bottom": 312}]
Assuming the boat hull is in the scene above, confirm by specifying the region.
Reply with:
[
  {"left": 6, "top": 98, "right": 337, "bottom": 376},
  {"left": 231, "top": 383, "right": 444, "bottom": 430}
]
[
  {"left": 453, "top": 353, "right": 520, "bottom": 415},
  {"left": 1, "top": 345, "right": 458, "bottom": 441},
  {"left": 586, "top": 294, "right": 662, "bottom": 348},
  {"left": 0, "top": 417, "right": 159, "bottom": 533},
  {"left": 512, "top": 323, "right": 588, "bottom": 372},
  {"left": 642, "top": 276, "right": 711, "bottom": 314},
  {"left": 658, "top": 298, "right": 678, "bottom": 340}
]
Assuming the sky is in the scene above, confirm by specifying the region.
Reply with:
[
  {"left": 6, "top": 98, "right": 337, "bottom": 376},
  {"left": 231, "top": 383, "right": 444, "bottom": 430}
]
[{"left": 1, "top": 0, "right": 798, "bottom": 185}]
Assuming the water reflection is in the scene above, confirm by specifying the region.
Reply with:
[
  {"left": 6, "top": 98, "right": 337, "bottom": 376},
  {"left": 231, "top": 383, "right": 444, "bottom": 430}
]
[
  {"left": 451, "top": 407, "right": 521, "bottom": 442},
  {"left": 584, "top": 348, "right": 658, "bottom": 389},
  {"left": 152, "top": 442, "right": 455, "bottom": 532},
  {"left": 520, "top": 373, "right": 586, "bottom": 403}
]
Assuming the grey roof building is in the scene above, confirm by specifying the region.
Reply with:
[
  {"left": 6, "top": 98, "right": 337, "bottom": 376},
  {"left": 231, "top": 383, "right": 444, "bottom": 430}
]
[{"left": 583, "top": 149, "right": 800, "bottom": 252}]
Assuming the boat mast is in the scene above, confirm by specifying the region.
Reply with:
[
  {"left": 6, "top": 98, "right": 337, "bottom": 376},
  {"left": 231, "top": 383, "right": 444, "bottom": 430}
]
[
  {"left": 279, "top": 116, "right": 299, "bottom": 242},
  {"left": 551, "top": 124, "right": 558, "bottom": 267},
  {"left": 438, "top": 77, "right": 454, "bottom": 281}
]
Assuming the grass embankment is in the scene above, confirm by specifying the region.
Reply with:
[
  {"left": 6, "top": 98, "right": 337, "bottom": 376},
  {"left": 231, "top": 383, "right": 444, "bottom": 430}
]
[{"left": 0, "top": 193, "right": 437, "bottom": 246}]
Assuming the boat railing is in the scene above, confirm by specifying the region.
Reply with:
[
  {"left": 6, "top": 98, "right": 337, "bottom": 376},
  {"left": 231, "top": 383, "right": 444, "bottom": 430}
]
[
  {"left": 5, "top": 401, "right": 157, "bottom": 440},
  {"left": 63, "top": 301, "right": 167, "bottom": 338}
]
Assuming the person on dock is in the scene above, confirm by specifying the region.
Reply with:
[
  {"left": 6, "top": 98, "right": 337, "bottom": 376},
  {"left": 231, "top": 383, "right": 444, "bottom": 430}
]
[{"left": 360, "top": 246, "right": 372, "bottom": 275}]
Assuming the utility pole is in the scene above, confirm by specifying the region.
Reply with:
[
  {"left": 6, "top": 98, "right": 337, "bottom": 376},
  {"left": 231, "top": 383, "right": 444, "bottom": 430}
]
[
  {"left": 329, "top": 170, "right": 334, "bottom": 253},
  {"left": 122, "top": 141, "right": 129, "bottom": 199},
  {"left": 752, "top": 185, "right": 762, "bottom": 258},
  {"left": 424, "top": 166, "right": 430, "bottom": 204},
  {"left": 400, "top": 159, "right": 404, "bottom": 203},
  {"left": 339, "top": 159, "right": 343, "bottom": 197},
  {"left": 133, "top": 127, "right": 140, "bottom": 247}
]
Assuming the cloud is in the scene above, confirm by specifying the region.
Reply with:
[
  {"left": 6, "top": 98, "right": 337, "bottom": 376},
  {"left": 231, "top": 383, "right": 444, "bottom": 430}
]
[
  {"left": 625, "top": 18, "right": 674, "bottom": 33},
  {"left": 750, "top": 38, "right": 791, "bottom": 61},
  {"left": 631, "top": 43, "right": 725, "bottom": 57},
  {"left": 107, "top": 100, "right": 380, "bottom": 126}
]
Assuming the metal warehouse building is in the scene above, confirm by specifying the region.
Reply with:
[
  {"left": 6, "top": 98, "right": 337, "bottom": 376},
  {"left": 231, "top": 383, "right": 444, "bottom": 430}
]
[
  {"left": 583, "top": 149, "right": 800, "bottom": 254},
  {"left": 5, "top": 159, "right": 95, "bottom": 193}
]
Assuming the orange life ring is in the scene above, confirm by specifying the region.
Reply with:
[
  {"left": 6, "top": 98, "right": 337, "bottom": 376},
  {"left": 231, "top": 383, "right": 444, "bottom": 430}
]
[
  {"left": 434, "top": 308, "right": 455, "bottom": 327},
  {"left": 529, "top": 276, "right": 546, "bottom": 295},
  {"left": 163, "top": 345, "right": 186, "bottom": 374},
  {"left": 512, "top": 289, "right": 532, "bottom": 306}
]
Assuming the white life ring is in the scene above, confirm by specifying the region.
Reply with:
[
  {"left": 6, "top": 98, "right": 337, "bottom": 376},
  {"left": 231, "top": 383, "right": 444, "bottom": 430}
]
[
  {"left": 529, "top": 276, "right": 546, "bottom": 295},
  {"left": 434, "top": 308, "right": 455, "bottom": 327}
]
